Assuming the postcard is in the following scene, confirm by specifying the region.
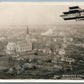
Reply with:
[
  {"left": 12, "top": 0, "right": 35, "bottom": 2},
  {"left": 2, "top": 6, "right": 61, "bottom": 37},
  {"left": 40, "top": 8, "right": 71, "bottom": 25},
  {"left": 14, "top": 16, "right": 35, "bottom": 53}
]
[{"left": 0, "top": 1, "right": 83, "bottom": 82}]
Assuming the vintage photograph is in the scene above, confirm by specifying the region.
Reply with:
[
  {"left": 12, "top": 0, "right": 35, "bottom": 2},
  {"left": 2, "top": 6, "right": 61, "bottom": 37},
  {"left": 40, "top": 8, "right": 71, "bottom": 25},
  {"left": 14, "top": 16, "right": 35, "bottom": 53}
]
[{"left": 0, "top": 2, "right": 84, "bottom": 79}]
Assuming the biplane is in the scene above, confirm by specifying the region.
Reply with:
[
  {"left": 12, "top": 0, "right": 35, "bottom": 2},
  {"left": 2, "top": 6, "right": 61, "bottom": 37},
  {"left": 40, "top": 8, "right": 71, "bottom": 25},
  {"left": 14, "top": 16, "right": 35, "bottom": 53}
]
[{"left": 60, "top": 6, "right": 84, "bottom": 21}]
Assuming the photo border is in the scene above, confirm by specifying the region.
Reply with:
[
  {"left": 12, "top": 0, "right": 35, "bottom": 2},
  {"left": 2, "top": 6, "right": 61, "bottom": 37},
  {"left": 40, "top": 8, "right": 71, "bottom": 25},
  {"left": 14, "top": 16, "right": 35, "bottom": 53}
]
[{"left": 0, "top": 0, "right": 84, "bottom": 83}]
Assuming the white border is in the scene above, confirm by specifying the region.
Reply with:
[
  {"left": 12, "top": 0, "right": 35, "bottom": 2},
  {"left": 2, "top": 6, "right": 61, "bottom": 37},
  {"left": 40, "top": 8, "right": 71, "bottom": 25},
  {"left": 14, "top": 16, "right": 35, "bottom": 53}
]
[{"left": 0, "top": 80, "right": 84, "bottom": 82}]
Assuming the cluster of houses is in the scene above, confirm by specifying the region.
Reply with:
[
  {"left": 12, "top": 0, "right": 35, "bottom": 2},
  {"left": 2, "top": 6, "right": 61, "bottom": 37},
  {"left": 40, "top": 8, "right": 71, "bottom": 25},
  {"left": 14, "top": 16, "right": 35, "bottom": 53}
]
[
  {"left": 5, "top": 27, "right": 75, "bottom": 66},
  {"left": 5, "top": 26, "right": 74, "bottom": 56}
]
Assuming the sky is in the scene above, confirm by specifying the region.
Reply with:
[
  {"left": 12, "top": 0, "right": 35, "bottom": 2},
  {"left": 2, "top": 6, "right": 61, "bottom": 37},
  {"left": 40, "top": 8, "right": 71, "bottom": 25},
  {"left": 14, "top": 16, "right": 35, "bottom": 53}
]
[{"left": 0, "top": 2, "right": 84, "bottom": 25}]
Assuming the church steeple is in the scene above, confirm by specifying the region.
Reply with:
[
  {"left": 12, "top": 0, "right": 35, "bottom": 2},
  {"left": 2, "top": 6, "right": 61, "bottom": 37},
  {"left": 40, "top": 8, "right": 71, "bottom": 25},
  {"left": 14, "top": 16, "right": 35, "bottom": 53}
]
[
  {"left": 27, "top": 25, "right": 29, "bottom": 34},
  {"left": 26, "top": 25, "right": 30, "bottom": 42}
]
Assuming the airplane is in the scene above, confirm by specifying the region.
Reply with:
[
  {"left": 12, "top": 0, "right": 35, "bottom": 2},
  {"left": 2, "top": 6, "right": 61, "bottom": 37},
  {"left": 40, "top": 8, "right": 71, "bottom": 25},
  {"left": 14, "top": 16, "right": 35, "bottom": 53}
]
[{"left": 60, "top": 6, "right": 84, "bottom": 21}]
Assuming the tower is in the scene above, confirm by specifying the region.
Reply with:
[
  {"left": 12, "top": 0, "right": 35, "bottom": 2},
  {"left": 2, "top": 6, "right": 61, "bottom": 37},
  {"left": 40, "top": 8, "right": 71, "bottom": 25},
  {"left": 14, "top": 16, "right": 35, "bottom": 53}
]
[
  {"left": 27, "top": 25, "right": 29, "bottom": 35},
  {"left": 25, "top": 25, "right": 32, "bottom": 51},
  {"left": 26, "top": 25, "right": 30, "bottom": 42}
]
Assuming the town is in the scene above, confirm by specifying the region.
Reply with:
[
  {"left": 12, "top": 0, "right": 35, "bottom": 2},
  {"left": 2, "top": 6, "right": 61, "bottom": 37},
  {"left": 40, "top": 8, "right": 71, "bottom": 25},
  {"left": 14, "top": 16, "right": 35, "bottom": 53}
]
[{"left": 0, "top": 25, "right": 84, "bottom": 79}]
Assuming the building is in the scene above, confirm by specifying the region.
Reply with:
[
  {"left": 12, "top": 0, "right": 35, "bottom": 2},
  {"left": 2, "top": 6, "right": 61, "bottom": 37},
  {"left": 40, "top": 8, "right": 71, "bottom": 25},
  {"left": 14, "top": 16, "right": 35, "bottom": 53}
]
[
  {"left": 6, "top": 26, "right": 32, "bottom": 54},
  {"left": 6, "top": 42, "right": 16, "bottom": 54},
  {"left": 16, "top": 40, "right": 32, "bottom": 53}
]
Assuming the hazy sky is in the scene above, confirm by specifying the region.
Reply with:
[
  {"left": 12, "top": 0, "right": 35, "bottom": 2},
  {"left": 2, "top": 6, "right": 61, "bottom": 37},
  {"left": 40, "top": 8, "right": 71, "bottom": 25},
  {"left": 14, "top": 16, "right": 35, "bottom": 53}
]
[{"left": 0, "top": 2, "right": 84, "bottom": 25}]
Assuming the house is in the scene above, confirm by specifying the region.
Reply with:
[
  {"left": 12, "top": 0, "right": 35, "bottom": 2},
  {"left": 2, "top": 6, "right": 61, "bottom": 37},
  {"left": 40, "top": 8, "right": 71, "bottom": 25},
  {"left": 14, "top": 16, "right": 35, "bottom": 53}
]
[
  {"left": 6, "top": 42, "right": 16, "bottom": 54},
  {"left": 59, "top": 49, "right": 65, "bottom": 55}
]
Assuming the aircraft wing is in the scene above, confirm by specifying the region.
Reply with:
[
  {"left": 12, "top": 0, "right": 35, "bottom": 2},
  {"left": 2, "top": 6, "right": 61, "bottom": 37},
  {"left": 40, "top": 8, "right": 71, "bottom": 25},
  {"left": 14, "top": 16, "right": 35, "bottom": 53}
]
[
  {"left": 69, "top": 6, "right": 80, "bottom": 9},
  {"left": 60, "top": 6, "right": 84, "bottom": 21},
  {"left": 61, "top": 13, "right": 84, "bottom": 20}
]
